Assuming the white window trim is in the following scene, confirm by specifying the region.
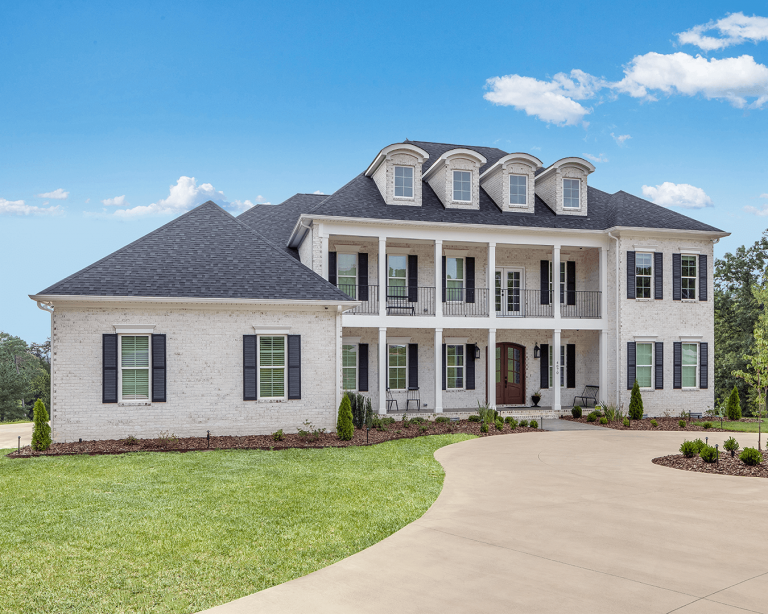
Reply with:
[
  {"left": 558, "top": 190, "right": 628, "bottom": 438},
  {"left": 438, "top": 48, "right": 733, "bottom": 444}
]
[
  {"left": 337, "top": 252, "right": 358, "bottom": 296},
  {"left": 118, "top": 334, "right": 152, "bottom": 404},
  {"left": 508, "top": 174, "right": 528, "bottom": 207},
  {"left": 387, "top": 343, "right": 408, "bottom": 391},
  {"left": 636, "top": 252, "right": 654, "bottom": 300},
  {"left": 681, "top": 342, "right": 699, "bottom": 390},
  {"left": 636, "top": 342, "right": 654, "bottom": 390},
  {"left": 446, "top": 256, "right": 465, "bottom": 303},
  {"left": 452, "top": 170, "right": 472, "bottom": 203},
  {"left": 387, "top": 254, "right": 408, "bottom": 291},
  {"left": 257, "top": 334, "right": 287, "bottom": 401},
  {"left": 342, "top": 343, "right": 358, "bottom": 392},
  {"left": 394, "top": 165, "right": 415, "bottom": 200},
  {"left": 446, "top": 344, "right": 465, "bottom": 390},
  {"left": 562, "top": 178, "right": 581, "bottom": 209},
  {"left": 114, "top": 324, "right": 156, "bottom": 334},
  {"left": 681, "top": 254, "right": 698, "bottom": 301}
]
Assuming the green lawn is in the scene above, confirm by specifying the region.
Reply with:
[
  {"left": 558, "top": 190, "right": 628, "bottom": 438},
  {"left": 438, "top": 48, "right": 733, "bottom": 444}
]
[
  {"left": 0, "top": 434, "right": 474, "bottom": 614},
  {"left": 694, "top": 419, "right": 768, "bottom": 433},
  {"left": 0, "top": 419, "right": 32, "bottom": 425}
]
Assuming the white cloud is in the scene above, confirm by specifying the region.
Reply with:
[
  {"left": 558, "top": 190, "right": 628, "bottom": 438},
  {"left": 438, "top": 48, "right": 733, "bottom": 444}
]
[
  {"left": 229, "top": 199, "right": 258, "bottom": 212},
  {"left": 36, "top": 188, "right": 69, "bottom": 200},
  {"left": 745, "top": 193, "right": 768, "bottom": 215},
  {"left": 678, "top": 13, "right": 768, "bottom": 51},
  {"left": 0, "top": 198, "right": 63, "bottom": 216},
  {"left": 313, "top": 190, "right": 325, "bottom": 195},
  {"left": 615, "top": 52, "right": 768, "bottom": 108},
  {"left": 483, "top": 70, "right": 605, "bottom": 126},
  {"left": 583, "top": 153, "right": 608, "bottom": 163},
  {"left": 641, "top": 182, "right": 713, "bottom": 208},
  {"left": 611, "top": 133, "right": 631, "bottom": 145},
  {"left": 114, "top": 176, "right": 227, "bottom": 218},
  {"left": 85, "top": 198, "right": 90, "bottom": 204},
  {"left": 761, "top": 193, "right": 768, "bottom": 198},
  {"left": 101, "top": 195, "right": 128, "bottom": 207}
]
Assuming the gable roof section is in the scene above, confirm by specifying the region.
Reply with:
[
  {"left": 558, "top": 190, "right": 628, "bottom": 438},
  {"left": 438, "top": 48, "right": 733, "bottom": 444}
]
[{"left": 37, "top": 201, "right": 351, "bottom": 302}]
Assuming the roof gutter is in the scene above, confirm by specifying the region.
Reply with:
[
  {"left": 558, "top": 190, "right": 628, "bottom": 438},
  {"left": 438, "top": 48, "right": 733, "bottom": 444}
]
[{"left": 30, "top": 294, "right": 360, "bottom": 310}]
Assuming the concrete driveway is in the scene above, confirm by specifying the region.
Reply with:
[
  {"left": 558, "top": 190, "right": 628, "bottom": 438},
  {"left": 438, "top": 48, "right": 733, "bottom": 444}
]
[
  {"left": 0, "top": 422, "right": 33, "bottom": 450},
  {"left": 202, "top": 428, "right": 768, "bottom": 614}
]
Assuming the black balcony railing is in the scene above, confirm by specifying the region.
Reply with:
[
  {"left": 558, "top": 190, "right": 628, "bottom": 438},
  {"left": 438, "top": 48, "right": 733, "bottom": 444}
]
[
  {"left": 337, "top": 284, "right": 379, "bottom": 315},
  {"left": 560, "top": 291, "right": 601, "bottom": 318},
  {"left": 443, "top": 288, "right": 490, "bottom": 317},
  {"left": 495, "top": 289, "right": 554, "bottom": 317},
  {"left": 386, "top": 286, "right": 435, "bottom": 316}
]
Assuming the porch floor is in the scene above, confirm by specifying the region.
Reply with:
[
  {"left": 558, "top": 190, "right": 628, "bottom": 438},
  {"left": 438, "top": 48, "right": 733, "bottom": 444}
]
[{"left": 386, "top": 406, "right": 572, "bottom": 417}]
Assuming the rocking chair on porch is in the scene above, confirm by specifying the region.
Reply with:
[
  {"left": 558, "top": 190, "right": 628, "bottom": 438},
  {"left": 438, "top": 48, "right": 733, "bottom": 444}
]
[
  {"left": 406, "top": 387, "right": 421, "bottom": 411},
  {"left": 386, "top": 388, "right": 398, "bottom": 412},
  {"left": 573, "top": 385, "right": 599, "bottom": 408}
]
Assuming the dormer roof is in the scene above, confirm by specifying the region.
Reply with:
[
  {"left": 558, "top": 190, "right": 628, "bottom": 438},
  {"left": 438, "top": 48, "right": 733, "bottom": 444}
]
[
  {"left": 536, "top": 156, "right": 596, "bottom": 180},
  {"left": 422, "top": 148, "right": 488, "bottom": 181},
  {"left": 480, "top": 152, "right": 543, "bottom": 179},
  {"left": 364, "top": 143, "right": 430, "bottom": 177}
]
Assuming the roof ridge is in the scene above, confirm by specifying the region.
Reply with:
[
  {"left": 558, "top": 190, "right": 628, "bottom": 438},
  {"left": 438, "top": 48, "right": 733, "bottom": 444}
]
[{"left": 406, "top": 139, "right": 508, "bottom": 152}]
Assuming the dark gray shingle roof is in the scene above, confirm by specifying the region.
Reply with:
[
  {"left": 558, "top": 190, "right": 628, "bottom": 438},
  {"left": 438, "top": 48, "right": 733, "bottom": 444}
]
[
  {"left": 405, "top": 140, "right": 509, "bottom": 175},
  {"left": 37, "top": 201, "right": 351, "bottom": 301}
]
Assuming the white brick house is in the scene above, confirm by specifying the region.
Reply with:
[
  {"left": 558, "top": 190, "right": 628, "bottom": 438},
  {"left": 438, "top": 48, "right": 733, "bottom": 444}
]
[{"left": 32, "top": 140, "right": 728, "bottom": 441}]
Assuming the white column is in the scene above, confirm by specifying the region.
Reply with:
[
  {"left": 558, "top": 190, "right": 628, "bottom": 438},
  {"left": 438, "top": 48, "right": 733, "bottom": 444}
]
[
  {"left": 599, "top": 330, "right": 607, "bottom": 407},
  {"left": 379, "top": 327, "right": 387, "bottom": 414},
  {"left": 553, "top": 245, "right": 561, "bottom": 321},
  {"left": 488, "top": 242, "right": 496, "bottom": 319},
  {"left": 378, "top": 237, "right": 387, "bottom": 317},
  {"left": 552, "top": 329, "right": 561, "bottom": 412},
  {"left": 488, "top": 329, "right": 496, "bottom": 409},
  {"left": 599, "top": 246, "right": 607, "bottom": 319},
  {"left": 435, "top": 240, "right": 443, "bottom": 319},
  {"left": 434, "top": 328, "right": 443, "bottom": 412},
  {"left": 321, "top": 230, "right": 329, "bottom": 281}
]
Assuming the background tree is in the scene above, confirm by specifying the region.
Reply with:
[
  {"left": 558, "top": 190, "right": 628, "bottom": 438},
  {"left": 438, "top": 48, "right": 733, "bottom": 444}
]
[{"left": 0, "top": 332, "right": 49, "bottom": 421}]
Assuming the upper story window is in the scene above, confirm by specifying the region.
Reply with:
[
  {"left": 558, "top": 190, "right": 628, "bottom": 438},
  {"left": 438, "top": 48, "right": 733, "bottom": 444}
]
[
  {"left": 259, "top": 336, "right": 286, "bottom": 399},
  {"left": 120, "top": 335, "right": 150, "bottom": 401},
  {"left": 636, "top": 253, "right": 653, "bottom": 299},
  {"left": 394, "top": 166, "right": 414, "bottom": 198},
  {"left": 446, "top": 257, "right": 464, "bottom": 301},
  {"left": 388, "top": 255, "right": 407, "bottom": 297},
  {"left": 682, "top": 256, "right": 697, "bottom": 299},
  {"left": 636, "top": 343, "right": 653, "bottom": 388},
  {"left": 453, "top": 171, "right": 471, "bottom": 202},
  {"left": 509, "top": 175, "right": 527, "bottom": 205},
  {"left": 337, "top": 253, "right": 357, "bottom": 299},
  {"left": 563, "top": 178, "right": 580, "bottom": 209},
  {"left": 342, "top": 344, "right": 357, "bottom": 391}
]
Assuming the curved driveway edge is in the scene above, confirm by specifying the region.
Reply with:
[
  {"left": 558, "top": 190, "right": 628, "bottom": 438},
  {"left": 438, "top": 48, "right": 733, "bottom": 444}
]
[{"left": 200, "top": 430, "right": 768, "bottom": 614}]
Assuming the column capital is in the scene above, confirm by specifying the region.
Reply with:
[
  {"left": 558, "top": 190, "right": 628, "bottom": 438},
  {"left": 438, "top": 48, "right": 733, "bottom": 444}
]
[
  {"left": 488, "top": 242, "right": 496, "bottom": 248},
  {"left": 379, "top": 327, "right": 387, "bottom": 332},
  {"left": 434, "top": 239, "right": 443, "bottom": 245},
  {"left": 488, "top": 328, "right": 497, "bottom": 334},
  {"left": 434, "top": 328, "right": 444, "bottom": 333}
]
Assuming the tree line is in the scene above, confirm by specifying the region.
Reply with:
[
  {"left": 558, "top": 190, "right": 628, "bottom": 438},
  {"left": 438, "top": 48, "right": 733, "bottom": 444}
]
[{"left": 0, "top": 332, "right": 50, "bottom": 422}]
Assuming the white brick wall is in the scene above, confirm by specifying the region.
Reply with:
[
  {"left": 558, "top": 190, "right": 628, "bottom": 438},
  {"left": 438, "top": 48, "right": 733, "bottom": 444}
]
[
  {"left": 534, "top": 164, "right": 589, "bottom": 217},
  {"left": 427, "top": 156, "right": 482, "bottom": 210},
  {"left": 480, "top": 160, "right": 537, "bottom": 214}
]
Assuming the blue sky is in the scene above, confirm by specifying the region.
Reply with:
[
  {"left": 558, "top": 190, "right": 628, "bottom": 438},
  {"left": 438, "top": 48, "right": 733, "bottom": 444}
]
[{"left": 3, "top": 0, "right": 768, "bottom": 343}]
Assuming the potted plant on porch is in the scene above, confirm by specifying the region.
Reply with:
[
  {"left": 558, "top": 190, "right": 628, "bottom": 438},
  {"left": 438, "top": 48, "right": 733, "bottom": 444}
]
[{"left": 531, "top": 390, "right": 542, "bottom": 407}]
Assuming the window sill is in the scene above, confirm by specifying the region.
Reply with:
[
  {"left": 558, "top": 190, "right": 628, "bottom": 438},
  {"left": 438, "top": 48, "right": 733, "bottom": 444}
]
[
  {"left": 119, "top": 401, "right": 151, "bottom": 407},
  {"left": 258, "top": 398, "right": 288, "bottom": 403},
  {"left": 635, "top": 298, "right": 652, "bottom": 302},
  {"left": 681, "top": 299, "right": 697, "bottom": 303}
]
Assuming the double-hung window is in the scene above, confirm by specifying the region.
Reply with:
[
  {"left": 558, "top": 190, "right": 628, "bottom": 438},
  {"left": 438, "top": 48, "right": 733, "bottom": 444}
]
[
  {"left": 388, "top": 344, "right": 407, "bottom": 390},
  {"left": 120, "top": 335, "right": 150, "bottom": 401},
  {"left": 342, "top": 344, "right": 357, "bottom": 391},
  {"left": 636, "top": 343, "right": 653, "bottom": 388},
  {"left": 337, "top": 253, "right": 357, "bottom": 299},
  {"left": 682, "top": 343, "right": 698, "bottom": 388},
  {"left": 453, "top": 171, "right": 471, "bottom": 202},
  {"left": 259, "top": 336, "right": 286, "bottom": 399},
  {"left": 446, "top": 257, "right": 464, "bottom": 301},
  {"left": 388, "top": 255, "right": 407, "bottom": 298},
  {"left": 394, "top": 166, "right": 414, "bottom": 198},
  {"left": 636, "top": 253, "right": 653, "bottom": 299},
  {"left": 682, "top": 256, "right": 697, "bottom": 299},
  {"left": 563, "top": 178, "right": 580, "bottom": 209},
  {"left": 509, "top": 175, "right": 527, "bottom": 205},
  {"left": 446, "top": 345, "right": 464, "bottom": 389}
]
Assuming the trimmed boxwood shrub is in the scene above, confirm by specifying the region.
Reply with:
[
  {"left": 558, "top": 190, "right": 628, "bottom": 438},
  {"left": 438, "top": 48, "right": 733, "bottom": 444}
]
[
  {"left": 691, "top": 438, "right": 706, "bottom": 453},
  {"left": 700, "top": 445, "right": 718, "bottom": 463},
  {"left": 599, "top": 417, "right": 608, "bottom": 425},
  {"left": 723, "top": 436, "right": 739, "bottom": 457},
  {"left": 529, "top": 420, "right": 538, "bottom": 429},
  {"left": 679, "top": 420, "right": 686, "bottom": 428},
  {"left": 336, "top": 396, "right": 354, "bottom": 441},
  {"left": 571, "top": 405, "right": 582, "bottom": 419},
  {"left": 435, "top": 416, "right": 450, "bottom": 424},
  {"left": 410, "top": 417, "right": 425, "bottom": 424},
  {"left": 702, "top": 422, "right": 713, "bottom": 429},
  {"left": 650, "top": 419, "right": 658, "bottom": 428},
  {"left": 628, "top": 380, "right": 644, "bottom": 421},
  {"left": 519, "top": 419, "right": 529, "bottom": 427},
  {"left": 495, "top": 418, "right": 504, "bottom": 431},
  {"left": 586, "top": 412, "right": 597, "bottom": 422},
  {"left": 622, "top": 417, "right": 630, "bottom": 427},
  {"left": 680, "top": 440, "right": 697, "bottom": 458},
  {"left": 480, "top": 422, "right": 489, "bottom": 433},
  {"left": 505, "top": 417, "right": 518, "bottom": 429},
  {"left": 468, "top": 415, "right": 481, "bottom": 422},
  {"left": 740, "top": 447, "right": 763, "bottom": 466}
]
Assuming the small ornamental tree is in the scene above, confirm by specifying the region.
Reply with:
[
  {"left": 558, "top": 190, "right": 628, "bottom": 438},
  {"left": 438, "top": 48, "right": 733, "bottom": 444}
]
[
  {"left": 628, "top": 380, "right": 644, "bottom": 421},
  {"left": 336, "top": 395, "right": 354, "bottom": 441},
  {"left": 726, "top": 386, "right": 742, "bottom": 421},
  {"left": 31, "top": 399, "right": 51, "bottom": 451}
]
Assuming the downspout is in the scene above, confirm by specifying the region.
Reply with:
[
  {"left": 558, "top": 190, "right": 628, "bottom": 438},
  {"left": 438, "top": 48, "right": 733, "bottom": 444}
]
[
  {"left": 607, "top": 232, "right": 620, "bottom": 407},
  {"left": 36, "top": 301, "right": 54, "bottom": 439}
]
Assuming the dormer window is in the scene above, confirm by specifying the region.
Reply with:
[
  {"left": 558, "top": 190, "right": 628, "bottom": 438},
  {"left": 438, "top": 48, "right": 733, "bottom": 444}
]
[
  {"left": 563, "top": 178, "right": 580, "bottom": 209},
  {"left": 453, "top": 171, "right": 471, "bottom": 202},
  {"left": 394, "top": 166, "right": 414, "bottom": 198},
  {"left": 509, "top": 175, "right": 527, "bottom": 206}
]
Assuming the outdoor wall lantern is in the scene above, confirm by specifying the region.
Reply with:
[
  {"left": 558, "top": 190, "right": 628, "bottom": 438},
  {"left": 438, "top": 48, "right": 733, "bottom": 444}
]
[
  {"left": 533, "top": 343, "right": 541, "bottom": 359},
  {"left": 474, "top": 345, "right": 481, "bottom": 360}
]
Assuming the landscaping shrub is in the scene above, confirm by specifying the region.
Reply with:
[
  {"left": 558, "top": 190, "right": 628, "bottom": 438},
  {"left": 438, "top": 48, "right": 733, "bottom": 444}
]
[
  {"left": 477, "top": 403, "right": 496, "bottom": 424},
  {"left": 123, "top": 435, "right": 139, "bottom": 445},
  {"left": 726, "top": 386, "right": 742, "bottom": 421},
  {"left": 435, "top": 416, "right": 450, "bottom": 424},
  {"left": 529, "top": 420, "right": 538, "bottom": 429},
  {"left": 480, "top": 422, "right": 489, "bottom": 433},
  {"left": 691, "top": 438, "right": 706, "bottom": 453},
  {"left": 702, "top": 422, "right": 713, "bottom": 429},
  {"left": 495, "top": 418, "right": 504, "bottom": 431},
  {"left": 30, "top": 399, "right": 51, "bottom": 452},
  {"left": 336, "top": 396, "right": 354, "bottom": 441},
  {"left": 599, "top": 417, "right": 608, "bottom": 425},
  {"left": 679, "top": 420, "right": 686, "bottom": 428},
  {"left": 650, "top": 419, "right": 658, "bottom": 428},
  {"left": 604, "top": 406, "right": 616, "bottom": 421},
  {"left": 586, "top": 412, "right": 597, "bottom": 422},
  {"left": 519, "top": 419, "right": 529, "bottom": 427},
  {"left": 468, "top": 415, "right": 481, "bottom": 422},
  {"left": 157, "top": 431, "right": 179, "bottom": 447},
  {"left": 370, "top": 416, "right": 383, "bottom": 429},
  {"left": 410, "top": 417, "right": 425, "bottom": 425},
  {"left": 346, "top": 392, "right": 374, "bottom": 429},
  {"left": 272, "top": 429, "right": 284, "bottom": 442},
  {"left": 381, "top": 417, "right": 396, "bottom": 425},
  {"left": 622, "top": 417, "right": 630, "bottom": 427},
  {"left": 723, "top": 436, "right": 739, "bottom": 457},
  {"left": 628, "top": 380, "right": 644, "bottom": 421},
  {"left": 740, "top": 447, "right": 763, "bottom": 466},
  {"left": 505, "top": 417, "right": 518, "bottom": 428},
  {"left": 700, "top": 445, "right": 718, "bottom": 463},
  {"left": 571, "top": 405, "right": 582, "bottom": 419},
  {"left": 679, "top": 440, "right": 697, "bottom": 458},
  {"left": 419, "top": 425, "right": 429, "bottom": 433}
]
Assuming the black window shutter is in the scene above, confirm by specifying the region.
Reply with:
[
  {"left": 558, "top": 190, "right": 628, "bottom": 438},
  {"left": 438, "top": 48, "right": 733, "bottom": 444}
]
[
  {"left": 540, "top": 343, "right": 549, "bottom": 389},
  {"left": 627, "top": 341, "right": 636, "bottom": 390},
  {"left": 566, "top": 344, "right": 576, "bottom": 388},
  {"left": 466, "top": 257, "right": 476, "bottom": 303},
  {"left": 442, "top": 256, "right": 447, "bottom": 303},
  {"left": 672, "top": 254, "right": 681, "bottom": 300},
  {"left": 358, "top": 253, "right": 368, "bottom": 301},
  {"left": 627, "top": 251, "right": 636, "bottom": 299},
  {"left": 673, "top": 342, "right": 682, "bottom": 389},
  {"left": 700, "top": 342, "right": 708, "bottom": 389},
  {"left": 655, "top": 342, "right": 664, "bottom": 389},
  {"left": 654, "top": 253, "right": 663, "bottom": 300},
  {"left": 566, "top": 261, "right": 576, "bottom": 306},
  {"left": 442, "top": 343, "right": 446, "bottom": 390},
  {"left": 699, "top": 255, "right": 707, "bottom": 301},
  {"left": 408, "top": 344, "right": 419, "bottom": 390},
  {"left": 287, "top": 335, "right": 301, "bottom": 399},
  {"left": 466, "top": 344, "right": 476, "bottom": 390},
  {"left": 243, "top": 335, "right": 257, "bottom": 400},
  {"left": 408, "top": 254, "right": 418, "bottom": 303},
  {"left": 152, "top": 334, "right": 167, "bottom": 403},
  {"left": 540, "top": 260, "right": 550, "bottom": 305},
  {"left": 328, "top": 252, "right": 337, "bottom": 287},
  {"left": 358, "top": 343, "right": 369, "bottom": 392},
  {"left": 103, "top": 334, "right": 118, "bottom": 403}
]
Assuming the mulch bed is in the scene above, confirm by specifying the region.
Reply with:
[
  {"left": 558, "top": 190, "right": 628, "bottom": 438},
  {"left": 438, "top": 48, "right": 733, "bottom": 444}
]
[
  {"left": 7, "top": 420, "right": 542, "bottom": 458},
  {"left": 561, "top": 416, "right": 725, "bottom": 432},
  {"left": 653, "top": 452, "right": 768, "bottom": 479}
]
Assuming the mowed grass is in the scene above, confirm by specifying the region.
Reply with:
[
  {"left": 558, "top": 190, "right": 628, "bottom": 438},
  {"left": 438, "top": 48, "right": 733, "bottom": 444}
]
[
  {"left": 695, "top": 419, "right": 768, "bottom": 433},
  {"left": 0, "top": 434, "right": 474, "bottom": 614}
]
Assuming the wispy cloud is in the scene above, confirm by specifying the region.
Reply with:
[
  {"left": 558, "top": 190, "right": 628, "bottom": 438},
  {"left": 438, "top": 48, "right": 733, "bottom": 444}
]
[
  {"left": 102, "top": 195, "right": 128, "bottom": 207},
  {"left": 611, "top": 133, "right": 631, "bottom": 146},
  {"left": 583, "top": 153, "right": 608, "bottom": 163},
  {"left": 313, "top": 190, "right": 325, "bottom": 195},
  {"left": 1, "top": 198, "right": 64, "bottom": 216},
  {"left": 677, "top": 12, "right": 768, "bottom": 51},
  {"left": 36, "top": 188, "right": 69, "bottom": 200},
  {"left": 641, "top": 182, "right": 713, "bottom": 208},
  {"left": 745, "top": 192, "right": 768, "bottom": 216},
  {"left": 761, "top": 193, "right": 768, "bottom": 198}
]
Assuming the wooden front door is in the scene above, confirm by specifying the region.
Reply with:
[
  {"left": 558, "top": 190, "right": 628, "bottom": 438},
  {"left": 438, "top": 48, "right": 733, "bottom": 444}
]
[{"left": 496, "top": 343, "right": 525, "bottom": 405}]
